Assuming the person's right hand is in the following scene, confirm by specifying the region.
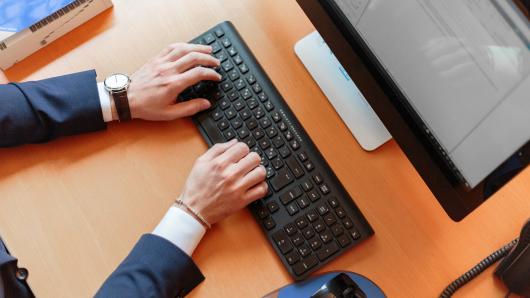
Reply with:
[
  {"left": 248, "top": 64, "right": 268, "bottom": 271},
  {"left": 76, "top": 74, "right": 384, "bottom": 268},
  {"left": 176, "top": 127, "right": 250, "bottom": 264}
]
[
  {"left": 127, "top": 42, "right": 221, "bottom": 121},
  {"left": 179, "top": 140, "right": 268, "bottom": 225}
]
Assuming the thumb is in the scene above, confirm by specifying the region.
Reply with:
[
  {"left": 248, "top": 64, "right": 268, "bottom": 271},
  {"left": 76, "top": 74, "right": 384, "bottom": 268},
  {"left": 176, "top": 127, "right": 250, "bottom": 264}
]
[{"left": 166, "top": 98, "right": 211, "bottom": 120}]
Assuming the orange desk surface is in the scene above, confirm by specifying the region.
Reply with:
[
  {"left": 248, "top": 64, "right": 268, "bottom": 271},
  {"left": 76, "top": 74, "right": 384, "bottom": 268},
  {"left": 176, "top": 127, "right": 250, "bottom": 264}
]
[{"left": 1, "top": 1, "right": 529, "bottom": 297}]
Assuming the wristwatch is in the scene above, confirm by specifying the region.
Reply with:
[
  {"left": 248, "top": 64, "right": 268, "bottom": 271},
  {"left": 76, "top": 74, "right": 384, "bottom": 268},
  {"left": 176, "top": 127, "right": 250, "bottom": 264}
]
[{"left": 104, "top": 73, "right": 132, "bottom": 121}]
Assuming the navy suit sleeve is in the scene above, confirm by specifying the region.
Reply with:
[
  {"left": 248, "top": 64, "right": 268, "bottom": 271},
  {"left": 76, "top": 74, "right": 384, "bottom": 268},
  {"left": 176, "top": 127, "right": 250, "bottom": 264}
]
[
  {"left": 95, "top": 234, "right": 205, "bottom": 298},
  {"left": 0, "top": 70, "right": 106, "bottom": 147}
]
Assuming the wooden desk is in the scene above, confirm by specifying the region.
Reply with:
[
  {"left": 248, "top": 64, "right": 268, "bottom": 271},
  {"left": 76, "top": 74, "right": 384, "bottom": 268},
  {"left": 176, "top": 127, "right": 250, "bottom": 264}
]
[{"left": 1, "top": 1, "right": 529, "bottom": 297}]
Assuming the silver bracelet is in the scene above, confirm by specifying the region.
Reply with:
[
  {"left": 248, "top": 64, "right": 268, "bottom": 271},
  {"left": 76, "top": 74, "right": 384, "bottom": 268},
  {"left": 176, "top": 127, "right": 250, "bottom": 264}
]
[{"left": 174, "top": 199, "right": 211, "bottom": 229}]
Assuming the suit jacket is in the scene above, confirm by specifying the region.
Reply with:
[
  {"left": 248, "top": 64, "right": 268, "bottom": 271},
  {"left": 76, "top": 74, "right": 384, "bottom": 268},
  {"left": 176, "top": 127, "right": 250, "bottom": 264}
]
[{"left": 0, "top": 70, "right": 204, "bottom": 297}]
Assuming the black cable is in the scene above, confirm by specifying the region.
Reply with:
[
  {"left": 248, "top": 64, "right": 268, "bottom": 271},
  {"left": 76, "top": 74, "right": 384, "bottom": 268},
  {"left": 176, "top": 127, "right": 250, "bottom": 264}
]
[{"left": 439, "top": 239, "right": 518, "bottom": 298}]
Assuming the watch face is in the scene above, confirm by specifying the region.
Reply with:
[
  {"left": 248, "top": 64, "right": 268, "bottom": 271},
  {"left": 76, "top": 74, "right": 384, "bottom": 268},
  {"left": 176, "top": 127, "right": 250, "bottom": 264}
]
[{"left": 104, "top": 73, "right": 129, "bottom": 91}]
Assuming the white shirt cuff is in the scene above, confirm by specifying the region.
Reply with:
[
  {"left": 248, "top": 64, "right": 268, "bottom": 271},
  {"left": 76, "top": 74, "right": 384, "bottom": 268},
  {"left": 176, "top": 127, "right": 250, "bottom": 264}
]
[
  {"left": 152, "top": 206, "right": 206, "bottom": 256},
  {"left": 97, "top": 82, "right": 113, "bottom": 122}
]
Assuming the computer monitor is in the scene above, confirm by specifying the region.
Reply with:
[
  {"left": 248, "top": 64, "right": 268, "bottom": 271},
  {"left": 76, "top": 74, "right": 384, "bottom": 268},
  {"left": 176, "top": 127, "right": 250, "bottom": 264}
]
[{"left": 297, "top": 0, "right": 530, "bottom": 221}]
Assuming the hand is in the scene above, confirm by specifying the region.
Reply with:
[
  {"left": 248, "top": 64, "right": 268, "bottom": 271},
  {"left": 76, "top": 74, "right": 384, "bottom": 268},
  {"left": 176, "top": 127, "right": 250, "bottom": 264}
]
[
  {"left": 127, "top": 43, "right": 221, "bottom": 121},
  {"left": 0, "top": 70, "right": 7, "bottom": 84},
  {"left": 179, "top": 140, "right": 268, "bottom": 225}
]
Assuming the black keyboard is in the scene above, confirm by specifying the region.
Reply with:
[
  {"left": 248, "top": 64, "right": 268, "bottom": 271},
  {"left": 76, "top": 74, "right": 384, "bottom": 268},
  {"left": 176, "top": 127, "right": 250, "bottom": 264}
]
[{"left": 180, "top": 21, "right": 374, "bottom": 280}]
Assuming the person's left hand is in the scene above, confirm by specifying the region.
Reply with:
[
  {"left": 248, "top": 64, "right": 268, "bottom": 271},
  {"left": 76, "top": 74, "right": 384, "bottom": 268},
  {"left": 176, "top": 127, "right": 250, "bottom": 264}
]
[
  {"left": 0, "top": 70, "right": 8, "bottom": 84},
  {"left": 127, "top": 43, "right": 221, "bottom": 121}
]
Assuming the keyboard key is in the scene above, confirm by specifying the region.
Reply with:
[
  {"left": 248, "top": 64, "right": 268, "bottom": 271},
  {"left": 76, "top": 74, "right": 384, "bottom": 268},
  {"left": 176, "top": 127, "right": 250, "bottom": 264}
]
[
  {"left": 241, "top": 88, "right": 252, "bottom": 99},
  {"left": 331, "top": 224, "right": 344, "bottom": 237},
  {"left": 259, "top": 117, "right": 272, "bottom": 128},
  {"left": 302, "top": 226, "right": 315, "bottom": 239},
  {"left": 252, "top": 83, "right": 262, "bottom": 93},
  {"left": 259, "top": 138, "right": 271, "bottom": 150},
  {"left": 228, "top": 69, "right": 240, "bottom": 81},
  {"left": 266, "top": 166, "right": 275, "bottom": 179},
  {"left": 266, "top": 127, "right": 278, "bottom": 138},
  {"left": 301, "top": 179, "right": 313, "bottom": 192},
  {"left": 233, "top": 100, "right": 245, "bottom": 111},
  {"left": 247, "top": 98, "right": 259, "bottom": 109},
  {"left": 285, "top": 250, "right": 301, "bottom": 265},
  {"left": 319, "top": 230, "right": 333, "bottom": 244},
  {"left": 271, "top": 157, "right": 284, "bottom": 170},
  {"left": 272, "top": 230, "right": 293, "bottom": 254},
  {"left": 270, "top": 168, "right": 294, "bottom": 191},
  {"left": 284, "top": 130, "right": 294, "bottom": 140},
  {"left": 254, "top": 107, "right": 265, "bottom": 119},
  {"left": 256, "top": 204, "right": 268, "bottom": 219},
  {"left": 204, "top": 33, "right": 216, "bottom": 44},
  {"left": 253, "top": 128, "right": 265, "bottom": 140},
  {"left": 264, "top": 101, "right": 275, "bottom": 111},
  {"left": 286, "top": 157, "right": 304, "bottom": 178},
  {"left": 265, "top": 147, "right": 278, "bottom": 160},
  {"left": 211, "top": 109, "right": 223, "bottom": 121},
  {"left": 309, "top": 237, "right": 322, "bottom": 250},
  {"left": 298, "top": 245, "right": 311, "bottom": 257},
  {"left": 225, "top": 108, "right": 237, "bottom": 119},
  {"left": 258, "top": 92, "right": 268, "bottom": 102},
  {"left": 329, "top": 197, "right": 340, "bottom": 208},
  {"left": 312, "top": 173, "right": 324, "bottom": 185},
  {"left": 317, "top": 242, "right": 339, "bottom": 261},
  {"left": 286, "top": 202, "right": 299, "bottom": 215},
  {"left": 239, "top": 63, "right": 249, "bottom": 73},
  {"left": 230, "top": 117, "right": 243, "bottom": 129},
  {"left": 240, "top": 108, "right": 252, "bottom": 120},
  {"left": 290, "top": 139, "right": 300, "bottom": 151},
  {"left": 337, "top": 234, "right": 351, "bottom": 247},
  {"left": 304, "top": 161, "right": 315, "bottom": 172},
  {"left": 222, "top": 61, "right": 234, "bottom": 72},
  {"left": 297, "top": 152, "right": 308, "bottom": 162},
  {"left": 214, "top": 28, "right": 224, "bottom": 37},
  {"left": 295, "top": 216, "right": 309, "bottom": 229},
  {"left": 319, "top": 184, "right": 331, "bottom": 195},
  {"left": 246, "top": 118, "right": 258, "bottom": 130},
  {"left": 307, "top": 189, "right": 321, "bottom": 202},
  {"left": 271, "top": 111, "right": 282, "bottom": 122},
  {"left": 317, "top": 204, "right": 330, "bottom": 215},
  {"left": 246, "top": 74, "right": 257, "bottom": 84},
  {"left": 217, "top": 119, "right": 229, "bottom": 131},
  {"left": 221, "top": 81, "right": 233, "bottom": 91},
  {"left": 323, "top": 213, "right": 337, "bottom": 226},
  {"left": 313, "top": 219, "right": 326, "bottom": 233},
  {"left": 237, "top": 127, "right": 250, "bottom": 139},
  {"left": 221, "top": 37, "right": 232, "bottom": 47},
  {"left": 235, "top": 79, "right": 246, "bottom": 90},
  {"left": 342, "top": 217, "right": 354, "bottom": 229},
  {"left": 223, "top": 129, "right": 236, "bottom": 140},
  {"left": 306, "top": 210, "right": 319, "bottom": 222},
  {"left": 284, "top": 223, "right": 297, "bottom": 236},
  {"left": 243, "top": 136, "right": 256, "bottom": 148},
  {"left": 279, "top": 146, "right": 291, "bottom": 158},
  {"left": 297, "top": 195, "right": 311, "bottom": 209},
  {"left": 228, "top": 47, "right": 238, "bottom": 56},
  {"left": 233, "top": 55, "right": 243, "bottom": 65},
  {"left": 263, "top": 217, "right": 276, "bottom": 230},
  {"left": 272, "top": 136, "right": 284, "bottom": 148},
  {"left": 293, "top": 255, "right": 318, "bottom": 276},
  {"left": 291, "top": 233, "right": 304, "bottom": 246},
  {"left": 211, "top": 41, "right": 222, "bottom": 53},
  {"left": 280, "top": 186, "right": 303, "bottom": 205},
  {"left": 335, "top": 207, "right": 346, "bottom": 218},
  {"left": 351, "top": 229, "right": 361, "bottom": 240},
  {"left": 227, "top": 90, "right": 239, "bottom": 101},
  {"left": 215, "top": 52, "right": 228, "bottom": 62}
]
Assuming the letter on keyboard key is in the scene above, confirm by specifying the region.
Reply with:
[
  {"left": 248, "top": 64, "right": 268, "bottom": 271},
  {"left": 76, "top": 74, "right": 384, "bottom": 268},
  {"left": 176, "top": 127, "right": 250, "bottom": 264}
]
[
  {"left": 270, "top": 168, "right": 294, "bottom": 192},
  {"left": 316, "top": 242, "right": 340, "bottom": 261}
]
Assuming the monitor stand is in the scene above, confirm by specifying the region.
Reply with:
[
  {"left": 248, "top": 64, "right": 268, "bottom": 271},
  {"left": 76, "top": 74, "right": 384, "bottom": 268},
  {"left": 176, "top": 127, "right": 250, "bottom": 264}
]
[{"left": 294, "top": 31, "right": 391, "bottom": 151}]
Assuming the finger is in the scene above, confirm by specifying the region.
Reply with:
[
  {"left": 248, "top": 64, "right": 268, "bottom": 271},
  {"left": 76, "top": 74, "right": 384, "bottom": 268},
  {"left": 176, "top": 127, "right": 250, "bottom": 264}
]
[
  {"left": 202, "top": 139, "right": 238, "bottom": 160},
  {"left": 241, "top": 182, "right": 269, "bottom": 205},
  {"left": 164, "top": 98, "right": 211, "bottom": 120},
  {"left": 166, "top": 52, "right": 220, "bottom": 74},
  {"left": 163, "top": 43, "right": 212, "bottom": 62},
  {"left": 233, "top": 152, "right": 261, "bottom": 176},
  {"left": 239, "top": 165, "right": 267, "bottom": 190},
  {"left": 0, "top": 70, "right": 8, "bottom": 84},
  {"left": 171, "top": 67, "right": 221, "bottom": 93},
  {"left": 216, "top": 142, "right": 250, "bottom": 165}
]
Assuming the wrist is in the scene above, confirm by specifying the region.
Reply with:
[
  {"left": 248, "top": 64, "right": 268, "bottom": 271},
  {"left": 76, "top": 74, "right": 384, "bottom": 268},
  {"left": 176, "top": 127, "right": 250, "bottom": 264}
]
[{"left": 174, "top": 198, "right": 211, "bottom": 229}]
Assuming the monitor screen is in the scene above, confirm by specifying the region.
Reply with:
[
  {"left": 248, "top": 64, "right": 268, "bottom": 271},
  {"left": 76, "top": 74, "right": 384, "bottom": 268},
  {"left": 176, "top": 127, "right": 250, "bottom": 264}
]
[{"left": 331, "top": 0, "right": 530, "bottom": 189}]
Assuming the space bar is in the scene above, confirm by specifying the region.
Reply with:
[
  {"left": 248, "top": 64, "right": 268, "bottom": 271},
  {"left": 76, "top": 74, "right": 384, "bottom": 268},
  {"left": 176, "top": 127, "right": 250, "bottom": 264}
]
[{"left": 196, "top": 113, "right": 225, "bottom": 145}]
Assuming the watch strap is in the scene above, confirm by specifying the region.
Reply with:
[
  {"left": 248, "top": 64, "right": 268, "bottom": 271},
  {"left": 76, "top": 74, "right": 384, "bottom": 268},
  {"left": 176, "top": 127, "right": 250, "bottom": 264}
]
[{"left": 112, "top": 89, "right": 132, "bottom": 121}]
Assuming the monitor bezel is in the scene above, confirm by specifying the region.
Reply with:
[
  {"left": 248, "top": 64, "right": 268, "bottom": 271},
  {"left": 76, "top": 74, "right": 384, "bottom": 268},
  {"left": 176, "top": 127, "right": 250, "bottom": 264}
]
[{"left": 297, "top": 0, "right": 530, "bottom": 221}]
